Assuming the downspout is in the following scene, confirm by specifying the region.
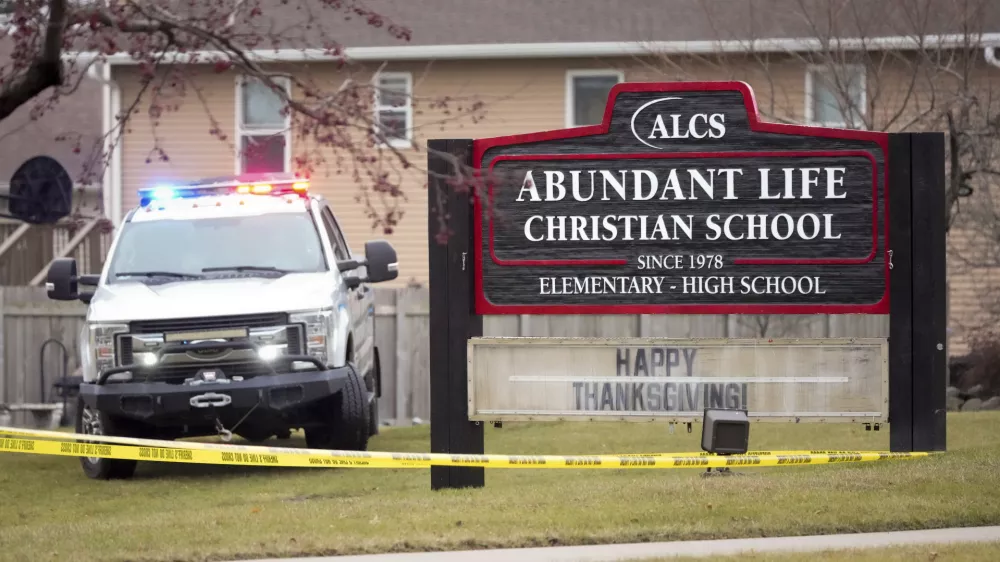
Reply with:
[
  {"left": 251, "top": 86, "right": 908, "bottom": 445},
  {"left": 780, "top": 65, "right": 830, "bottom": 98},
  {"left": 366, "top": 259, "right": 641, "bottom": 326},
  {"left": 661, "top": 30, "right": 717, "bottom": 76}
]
[
  {"left": 86, "top": 61, "right": 112, "bottom": 220},
  {"left": 110, "top": 73, "right": 122, "bottom": 225},
  {"left": 85, "top": 60, "right": 122, "bottom": 226}
]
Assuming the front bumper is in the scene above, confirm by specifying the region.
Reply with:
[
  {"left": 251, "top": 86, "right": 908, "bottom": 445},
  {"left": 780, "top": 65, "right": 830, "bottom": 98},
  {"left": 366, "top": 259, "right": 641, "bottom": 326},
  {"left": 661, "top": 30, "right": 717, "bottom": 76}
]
[{"left": 79, "top": 366, "right": 351, "bottom": 424}]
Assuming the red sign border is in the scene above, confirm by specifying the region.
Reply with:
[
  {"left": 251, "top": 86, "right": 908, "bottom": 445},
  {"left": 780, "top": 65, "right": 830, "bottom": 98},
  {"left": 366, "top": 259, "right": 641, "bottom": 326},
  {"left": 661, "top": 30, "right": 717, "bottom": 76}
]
[{"left": 471, "top": 81, "right": 890, "bottom": 316}]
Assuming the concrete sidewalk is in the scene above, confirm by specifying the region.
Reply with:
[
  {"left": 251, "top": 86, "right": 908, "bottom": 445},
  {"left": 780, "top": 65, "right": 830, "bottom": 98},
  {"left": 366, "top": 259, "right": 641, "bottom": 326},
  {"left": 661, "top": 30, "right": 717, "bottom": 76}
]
[{"left": 246, "top": 525, "right": 1000, "bottom": 562}]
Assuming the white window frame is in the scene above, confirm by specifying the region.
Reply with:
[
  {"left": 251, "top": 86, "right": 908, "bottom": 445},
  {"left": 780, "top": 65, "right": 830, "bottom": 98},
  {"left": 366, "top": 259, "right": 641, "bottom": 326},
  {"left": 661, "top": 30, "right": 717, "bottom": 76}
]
[
  {"left": 804, "top": 63, "right": 867, "bottom": 129},
  {"left": 234, "top": 74, "right": 292, "bottom": 174},
  {"left": 372, "top": 71, "right": 413, "bottom": 149},
  {"left": 565, "top": 69, "right": 624, "bottom": 128}
]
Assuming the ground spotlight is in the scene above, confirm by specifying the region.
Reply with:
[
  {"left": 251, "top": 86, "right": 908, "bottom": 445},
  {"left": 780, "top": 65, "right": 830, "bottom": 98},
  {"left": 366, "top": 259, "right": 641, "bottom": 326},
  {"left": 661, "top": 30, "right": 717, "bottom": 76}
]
[{"left": 701, "top": 408, "right": 750, "bottom": 455}]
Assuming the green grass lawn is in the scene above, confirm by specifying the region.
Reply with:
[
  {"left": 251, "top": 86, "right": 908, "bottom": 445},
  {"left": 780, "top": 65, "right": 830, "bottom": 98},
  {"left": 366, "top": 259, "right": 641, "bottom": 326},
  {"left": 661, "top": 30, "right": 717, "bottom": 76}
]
[
  {"left": 1, "top": 412, "right": 999, "bottom": 562},
  {"left": 644, "top": 541, "right": 1000, "bottom": 561}
]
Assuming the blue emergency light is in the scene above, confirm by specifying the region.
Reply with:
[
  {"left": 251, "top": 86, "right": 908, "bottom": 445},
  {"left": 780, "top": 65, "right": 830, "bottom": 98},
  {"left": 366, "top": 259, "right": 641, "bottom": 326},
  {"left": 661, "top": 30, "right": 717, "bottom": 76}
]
[
  {"left": 150, "top": 186, "right": 177, "bottom": 200},
  {"left": 138, "top": 173, "right": 310, "bottom": 207}
]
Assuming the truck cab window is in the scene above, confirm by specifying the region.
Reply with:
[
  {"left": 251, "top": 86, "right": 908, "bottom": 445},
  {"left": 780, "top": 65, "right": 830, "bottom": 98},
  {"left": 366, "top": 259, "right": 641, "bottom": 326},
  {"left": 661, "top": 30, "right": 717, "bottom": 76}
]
[{"left": 321, "top": 207, "right": 350, "bottom": 262}]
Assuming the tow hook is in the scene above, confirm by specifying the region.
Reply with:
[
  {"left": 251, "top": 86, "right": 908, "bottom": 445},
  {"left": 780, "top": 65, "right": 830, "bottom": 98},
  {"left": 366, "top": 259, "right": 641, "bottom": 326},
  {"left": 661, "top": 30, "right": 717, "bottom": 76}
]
[
  {"left": 190, "top": 392, "right": 232, "bottom": 409},
  {"left": 204, "top": 396, "right": 262, "bottom": 444},
  {"left": 214, "top": 418, "right": 233, "bottom": 442}
]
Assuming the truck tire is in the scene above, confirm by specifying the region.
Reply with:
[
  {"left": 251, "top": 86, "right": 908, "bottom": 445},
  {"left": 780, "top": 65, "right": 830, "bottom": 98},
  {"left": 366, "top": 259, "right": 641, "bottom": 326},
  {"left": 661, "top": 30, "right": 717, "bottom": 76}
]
[
  {"left": 75, "top": 396, "right": 139, "bottom": 480},
  {"left": 305, "top": 363, "right": 370, "bottom": 451}
]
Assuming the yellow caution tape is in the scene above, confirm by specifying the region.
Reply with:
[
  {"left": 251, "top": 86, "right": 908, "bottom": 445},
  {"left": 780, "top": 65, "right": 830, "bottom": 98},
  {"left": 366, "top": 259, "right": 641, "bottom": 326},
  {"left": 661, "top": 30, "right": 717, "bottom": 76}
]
[
  {"left": 0, "top": 426, "right": 905, "bottom": 460},
  {"left": 621, "top": 450, "right": 878, "bottom": 457},
  {"left": 0, "top": 436, "right": 406, "bottom": 468},
  {"left": 0, "top": 426, "right": 934, "bottom": 470}
]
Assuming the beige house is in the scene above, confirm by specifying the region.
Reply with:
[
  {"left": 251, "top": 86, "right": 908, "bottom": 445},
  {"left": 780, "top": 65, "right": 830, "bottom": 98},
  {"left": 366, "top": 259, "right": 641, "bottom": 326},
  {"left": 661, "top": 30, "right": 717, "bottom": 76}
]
[{"left": 80, "top": 0, "right": 1000, "bottom": 353}]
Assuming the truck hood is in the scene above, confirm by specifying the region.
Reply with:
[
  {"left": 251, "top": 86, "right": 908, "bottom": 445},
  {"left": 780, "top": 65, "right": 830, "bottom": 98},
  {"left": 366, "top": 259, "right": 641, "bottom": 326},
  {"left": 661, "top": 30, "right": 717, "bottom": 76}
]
[{"left": 87, "top": 273, "right": 337, "bottom": 323}]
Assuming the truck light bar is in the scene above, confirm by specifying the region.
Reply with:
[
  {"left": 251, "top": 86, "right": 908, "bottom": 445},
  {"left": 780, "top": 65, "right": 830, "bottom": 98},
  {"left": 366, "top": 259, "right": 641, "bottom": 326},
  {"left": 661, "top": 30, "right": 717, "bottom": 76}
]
[{"left": 138, "top": 174, "right": 309, "bottom": 207}]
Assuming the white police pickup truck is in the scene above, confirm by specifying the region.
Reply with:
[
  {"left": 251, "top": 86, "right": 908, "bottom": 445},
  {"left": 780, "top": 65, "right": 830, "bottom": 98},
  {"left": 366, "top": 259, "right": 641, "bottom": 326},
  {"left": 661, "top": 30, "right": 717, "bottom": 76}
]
[{"left": 45, "top": 173, "right": 397, "bottom": 479}]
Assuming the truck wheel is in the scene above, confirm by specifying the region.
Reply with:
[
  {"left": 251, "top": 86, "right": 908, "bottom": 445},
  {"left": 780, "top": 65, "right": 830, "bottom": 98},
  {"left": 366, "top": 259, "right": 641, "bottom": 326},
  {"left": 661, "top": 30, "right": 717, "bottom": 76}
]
[
  {"left": 305, "top": 364, "right": 370, "bottom": 451},
  {"left": 75, "top": 397, "right": 138, "bottom": 480}
]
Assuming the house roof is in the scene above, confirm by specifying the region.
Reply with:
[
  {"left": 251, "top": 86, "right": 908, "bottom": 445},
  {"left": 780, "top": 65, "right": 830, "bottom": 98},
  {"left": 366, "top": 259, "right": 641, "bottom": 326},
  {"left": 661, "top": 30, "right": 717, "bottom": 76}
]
[
  {"left": 84, "top": 0, "right": 1000, "bottom": 65},
  {"left": 261, "top": 0, "right": 1000, "bottom": 48}
]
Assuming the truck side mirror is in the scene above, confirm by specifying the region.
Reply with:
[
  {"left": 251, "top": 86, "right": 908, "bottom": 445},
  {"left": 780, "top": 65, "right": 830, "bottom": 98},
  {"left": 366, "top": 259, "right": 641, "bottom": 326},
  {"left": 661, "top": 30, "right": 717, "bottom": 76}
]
[
  {"left": 364, "top": 240, "right": 398, "bottom": 283},
  {"left": 45, "top": 257, "right": 99, "bottom": 303},
  {"left": 46, "top": 258, "right": 79, "bottom": 301}
]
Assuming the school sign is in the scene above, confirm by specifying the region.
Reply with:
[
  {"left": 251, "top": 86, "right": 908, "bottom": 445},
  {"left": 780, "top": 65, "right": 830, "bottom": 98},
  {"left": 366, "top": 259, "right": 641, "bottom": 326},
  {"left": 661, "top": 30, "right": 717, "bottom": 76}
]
[
  {"left": 473, "top": 82, "right": 888, "bottom": 315},
  {"left": 427, "top": 81, "right": 946, "bottom": 490}
]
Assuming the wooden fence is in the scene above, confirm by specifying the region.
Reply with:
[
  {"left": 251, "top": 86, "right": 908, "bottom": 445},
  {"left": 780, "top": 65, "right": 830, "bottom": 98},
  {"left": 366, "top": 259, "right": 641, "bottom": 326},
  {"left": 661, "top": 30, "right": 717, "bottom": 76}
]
[
  {"left": 0, "top": 285, "right": 889, "bottom": 427},
  {"left": 0, "top": 218, "right": 112, "bottom": 286},
  {"left": 0, "top": 287, "right": 89, "bottom": 426}
]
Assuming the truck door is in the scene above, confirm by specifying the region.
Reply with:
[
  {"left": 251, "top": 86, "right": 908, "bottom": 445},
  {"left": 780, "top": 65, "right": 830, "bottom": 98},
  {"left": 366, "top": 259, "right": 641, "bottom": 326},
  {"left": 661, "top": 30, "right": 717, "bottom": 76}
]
[{"left": 320, "top": 206, "right": 373, "bottom": 377}]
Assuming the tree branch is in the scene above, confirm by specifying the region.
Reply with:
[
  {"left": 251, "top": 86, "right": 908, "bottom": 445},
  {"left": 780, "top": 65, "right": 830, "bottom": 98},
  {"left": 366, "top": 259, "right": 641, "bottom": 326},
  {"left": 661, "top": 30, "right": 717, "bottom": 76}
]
[{"left": 0, "top": 0, "right": 68, "bottom": 120}]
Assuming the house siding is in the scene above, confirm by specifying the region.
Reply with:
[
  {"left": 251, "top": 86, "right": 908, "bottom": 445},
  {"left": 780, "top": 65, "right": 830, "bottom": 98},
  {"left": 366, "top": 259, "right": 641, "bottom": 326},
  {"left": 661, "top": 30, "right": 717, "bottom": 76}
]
[
  {"left": 118, "top": 68, "right": 238, "bottom": 212},
  {"left": 113, "top": 54, "right": 1000, "bottom": 354}
]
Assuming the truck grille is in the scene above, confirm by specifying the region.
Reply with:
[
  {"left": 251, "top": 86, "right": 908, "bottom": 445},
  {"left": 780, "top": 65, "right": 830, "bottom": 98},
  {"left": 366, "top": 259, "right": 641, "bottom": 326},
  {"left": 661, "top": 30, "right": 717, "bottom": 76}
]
[
  {"left": 116, "top": 312, "right": 304, "bottom": 372},
  {"left": 129, "top": 312, "right": 289, "bottom": 334}
]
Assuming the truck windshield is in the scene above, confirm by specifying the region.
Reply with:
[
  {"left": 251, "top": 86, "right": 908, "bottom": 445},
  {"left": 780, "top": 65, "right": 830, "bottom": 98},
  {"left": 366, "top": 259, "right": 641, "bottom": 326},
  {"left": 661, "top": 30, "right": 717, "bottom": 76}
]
[{"left": 105, "top": 211, "right": 328, "bottom": 282}]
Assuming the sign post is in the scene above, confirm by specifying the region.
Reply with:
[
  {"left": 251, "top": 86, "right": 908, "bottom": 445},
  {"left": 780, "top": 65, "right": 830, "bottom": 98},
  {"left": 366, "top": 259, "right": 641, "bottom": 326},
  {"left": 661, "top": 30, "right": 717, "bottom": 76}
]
[
  {"left": 427, "top": 81, "right": 946, "bottom": 490},
  {"left": 427, "top": 139, "right": 484, "bottom": 490}
]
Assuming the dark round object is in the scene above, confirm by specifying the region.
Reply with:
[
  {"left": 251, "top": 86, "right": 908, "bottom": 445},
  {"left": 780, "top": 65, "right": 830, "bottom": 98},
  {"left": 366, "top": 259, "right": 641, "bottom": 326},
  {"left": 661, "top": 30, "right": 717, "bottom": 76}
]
[
  {"left": 8, "top": 155, "right": 73, "bottom": 224},
  {"left": 305, "top": 363, "right": 370, "bottom": 451}
]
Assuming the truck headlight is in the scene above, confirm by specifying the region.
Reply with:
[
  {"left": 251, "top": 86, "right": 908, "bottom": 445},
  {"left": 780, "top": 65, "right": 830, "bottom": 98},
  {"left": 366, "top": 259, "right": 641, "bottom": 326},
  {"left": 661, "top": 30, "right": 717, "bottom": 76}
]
[
  {"left": 133, "top": 352, "right": 158, "bottom": 366},
  {"left": 257, "top": 344, "right": 284, "bottom": 361},
  {"left": 247, "top": 326, "right": 291, "bottom": 362},
  {"left": 89, "top": 323, "right": 129, "bottom": 375},
  {"left": 290, "top": 309, "right": 334, "bottom": 366}
]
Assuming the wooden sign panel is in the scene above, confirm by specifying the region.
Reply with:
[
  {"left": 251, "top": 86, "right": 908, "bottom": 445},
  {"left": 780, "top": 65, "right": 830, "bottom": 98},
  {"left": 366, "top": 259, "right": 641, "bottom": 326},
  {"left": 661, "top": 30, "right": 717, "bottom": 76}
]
[
  {"left": 472, "top": 82, "right": 889, "bottom": 315},
  {"left": 467, "top": 337, "right": 888, "bottom": 423}
]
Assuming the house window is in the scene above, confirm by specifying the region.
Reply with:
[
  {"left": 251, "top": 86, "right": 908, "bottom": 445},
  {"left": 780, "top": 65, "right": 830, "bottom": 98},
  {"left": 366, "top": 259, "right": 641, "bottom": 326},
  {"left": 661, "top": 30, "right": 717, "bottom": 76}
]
[
  {"left": 806, "top": 65, "right": 866, "bottom": 127},
  {"left": 373, "top": 72, "right": 412, "bottom": 147},
  {"left": 237, "top": 76, "right": 290, "bottom": 174},
  {"left": 566, "top": 71, "right": 623, "bottom": 127}
]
